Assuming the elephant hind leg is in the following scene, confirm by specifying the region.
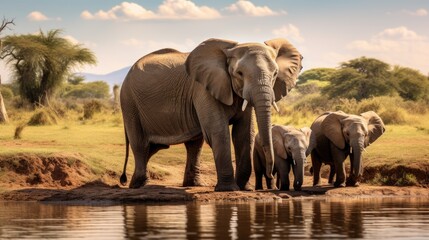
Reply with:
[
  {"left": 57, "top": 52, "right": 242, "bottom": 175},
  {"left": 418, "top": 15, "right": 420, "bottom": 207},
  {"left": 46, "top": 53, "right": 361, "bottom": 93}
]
[
  {"left": 125, "top": 115, "right": 152, "bottom": 189},
  {"left": 183, "top": 136, "right": 204, "bottom": 187},
  {"left": 311, "top": 151, "right": 323, "bottom": 186}
]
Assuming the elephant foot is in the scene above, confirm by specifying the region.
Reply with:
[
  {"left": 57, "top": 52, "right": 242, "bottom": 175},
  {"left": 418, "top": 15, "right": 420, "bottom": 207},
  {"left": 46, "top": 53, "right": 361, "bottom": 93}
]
[
  {"left": 215, "top": 182, "right": 240, "bottom": 192},
  {"left": 346, "top": 178, "right": 360, "bottom": 187},
  {"left": 293, "top": 185, "right": 302, "bottom": 191},
  {"left": 334, "top": 182, "right": 346, "bottom": 188},
  {"left": 183, "top": 177, "right": 205, "bottom": 187},
  {"left": 238, "top": 182, "right": 254, "bottom": 191},
  {"left": 129, "top": 175, "right": 148, "bottom": 189},
  {"left": 280, "top": 186, "right": 290, "bottom": 191}
]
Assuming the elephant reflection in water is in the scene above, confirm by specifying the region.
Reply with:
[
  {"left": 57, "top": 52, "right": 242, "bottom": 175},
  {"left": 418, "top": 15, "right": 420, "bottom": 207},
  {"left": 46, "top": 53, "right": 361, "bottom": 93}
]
[{"left": 310, "top": 200, "right": 364, "bottom": 239}]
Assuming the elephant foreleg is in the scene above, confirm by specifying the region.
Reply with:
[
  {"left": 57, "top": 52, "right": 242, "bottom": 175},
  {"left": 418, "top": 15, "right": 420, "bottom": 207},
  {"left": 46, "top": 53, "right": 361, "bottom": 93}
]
[
  {"left": 276, "top": 158, "right": 291, "bottom": 191},
  {"left": 332, "top": 146, "right": 347, "bottom": 188},
  {"left": 253, "top": 149, "right": 264, "bottom": 190},
  {"left": 328, "top": 163, "right": 336, "bottom": 184},
  {"left": 232, "top": 112, "right": 254, "bottom": 190},
  {"left": 183, "top": 136, "right": 204, "bottom": 187}
]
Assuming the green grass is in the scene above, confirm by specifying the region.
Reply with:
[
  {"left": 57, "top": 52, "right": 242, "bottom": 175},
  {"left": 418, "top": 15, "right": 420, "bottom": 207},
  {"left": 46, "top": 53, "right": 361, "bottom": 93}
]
[
  {"left": 0, "top": 112, "right": 214, "bottom": 178},
  {"left": 1, "top": 106, "right": 429, "bottom": 186}
]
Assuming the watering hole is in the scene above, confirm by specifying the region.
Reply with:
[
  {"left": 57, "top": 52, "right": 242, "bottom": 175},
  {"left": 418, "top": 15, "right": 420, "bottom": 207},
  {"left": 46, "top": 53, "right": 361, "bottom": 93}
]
[{"left": 0, "top": 198, "right": 428, "bottom": 239}]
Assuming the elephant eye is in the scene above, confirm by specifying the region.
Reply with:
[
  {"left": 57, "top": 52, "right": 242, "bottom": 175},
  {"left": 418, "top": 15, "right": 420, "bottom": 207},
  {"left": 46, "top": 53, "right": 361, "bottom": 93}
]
[
  {"left": 273, "top": 70, "right": 278, "bottom": 78},
  {"left": 237, "top": 71, "right": 243, "bottom": 77}
]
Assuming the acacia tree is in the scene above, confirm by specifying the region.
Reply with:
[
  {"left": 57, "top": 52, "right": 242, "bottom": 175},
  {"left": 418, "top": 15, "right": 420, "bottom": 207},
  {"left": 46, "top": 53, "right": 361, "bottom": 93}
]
[
  {"left": 0, "top": 18, "right": 14, "bottom": 123},
  {"left": 0, "top": 29, "right": 96, "bottom": 105},
  {"left": 322, "top": 57, "right": 396, "bottom": 101}
]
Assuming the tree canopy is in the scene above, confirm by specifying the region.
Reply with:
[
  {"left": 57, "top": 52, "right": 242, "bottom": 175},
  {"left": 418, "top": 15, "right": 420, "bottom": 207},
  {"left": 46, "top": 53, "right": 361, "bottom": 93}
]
[
  {"left": 297, "top": 68, "right": 336, "bottom": 84},
  {"left": 298, "top": 57, "right": 429, "bottom": 102},
  {"left": 0, "top": 29, "right": 96, "bottom": 105},
  {"left": 321, "top": 57, "right": 399, "bottom": 101}
]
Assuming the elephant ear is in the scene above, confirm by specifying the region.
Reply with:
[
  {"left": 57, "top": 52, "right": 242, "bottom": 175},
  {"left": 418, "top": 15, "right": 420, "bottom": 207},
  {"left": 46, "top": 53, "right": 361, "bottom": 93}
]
[
  {"left": 272, "top": 126, "right": 287, "bottom": 159},
  {"left": 360, "top": 111, "right": 385, "bottom": 145},
  {"left": 300, "top": 127, "right": 312, "bottom": 144},
  {"left": 185, "top": 38, "right": 238, "bottom": 106},
  {"left": 264, "top": 38, "right": 303, "bottom": 102},
  {"left": 321, "top": 111, "right": 349, "bottom": 149}
]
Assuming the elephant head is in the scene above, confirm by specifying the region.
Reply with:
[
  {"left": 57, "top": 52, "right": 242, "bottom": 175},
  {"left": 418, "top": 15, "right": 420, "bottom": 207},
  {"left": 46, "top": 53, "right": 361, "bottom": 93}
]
[
  {"left": 185, "top": 38, "right": 302, "bottom": 179},
  {"left": 273, "top": 126, "right": 311, "bottom": 191},
  {"left": 321, "top": 111, "right": 385, "bottom": 185}
]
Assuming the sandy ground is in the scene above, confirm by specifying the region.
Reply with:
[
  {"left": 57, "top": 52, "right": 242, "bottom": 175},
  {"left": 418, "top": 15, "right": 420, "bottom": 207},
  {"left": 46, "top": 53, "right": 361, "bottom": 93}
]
[
  {"left": 0, "top": 154, "right": 428, "bottom": 203},
  {"left": 1, "top": 181, "right": 428, "bottom": 203}
]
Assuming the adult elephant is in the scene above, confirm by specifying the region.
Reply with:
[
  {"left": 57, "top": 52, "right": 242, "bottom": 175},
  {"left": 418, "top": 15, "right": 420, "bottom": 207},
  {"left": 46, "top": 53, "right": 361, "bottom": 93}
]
[
  {"left": 308, "top": 111, "right": 385, "bottom": 187},
  {"left": 120, "top": 38, "right": 303, "bottom": 191}
]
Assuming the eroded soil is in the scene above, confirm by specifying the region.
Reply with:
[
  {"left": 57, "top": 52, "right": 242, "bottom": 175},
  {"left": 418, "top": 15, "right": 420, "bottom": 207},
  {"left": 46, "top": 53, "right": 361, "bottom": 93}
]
[{"left": 0, "top": 154, "right": 428, "bottom": 203}]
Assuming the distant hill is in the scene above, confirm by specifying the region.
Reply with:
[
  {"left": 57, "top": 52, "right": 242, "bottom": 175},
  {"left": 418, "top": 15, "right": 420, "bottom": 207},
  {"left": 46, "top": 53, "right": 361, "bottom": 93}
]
[{"left": 81, "top": 66, "right": 130, "bottom": 88}]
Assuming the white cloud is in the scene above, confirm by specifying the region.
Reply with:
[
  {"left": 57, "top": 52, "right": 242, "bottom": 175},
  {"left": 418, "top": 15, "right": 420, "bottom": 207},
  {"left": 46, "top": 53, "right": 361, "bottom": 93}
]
[
  {"left": 27, "top": 11, "right": 49, "bottom": 21},
  {"left": 158, "top": 0, "right": 221, "bottom": 19},
  {"left": 225, "top": 0, "right": 281, "bottom": 16},
  {"left": 404, "top": 8, "right": 428, "bottom": 16},
  {"left": 81, "top": 0, "right": 220, "bottom": 20},
  {"left": 347, "top": 26, "right": 429, "bottom": 72},
  {"left": 64, "top": 35, "right": 80, "bottom": 45},
  {"left": 272, "top": 24, "right": 304, "bottom": 43}
]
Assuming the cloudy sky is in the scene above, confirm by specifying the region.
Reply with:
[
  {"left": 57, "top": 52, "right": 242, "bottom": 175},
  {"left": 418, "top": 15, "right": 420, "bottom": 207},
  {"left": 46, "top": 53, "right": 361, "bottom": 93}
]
[{"left": 1, "top": 0, "right": 428, "bottom": 82}]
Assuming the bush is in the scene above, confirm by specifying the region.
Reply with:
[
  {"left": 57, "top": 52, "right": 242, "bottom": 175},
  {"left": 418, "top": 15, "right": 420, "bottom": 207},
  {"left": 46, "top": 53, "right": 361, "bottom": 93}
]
[
  {"left": 0, "top": 86, "right": 14, "bottom": 100},
  {"left": 28, "top": 109, "right": 58, "bottom": 126},
  {"left": 379, "top": 108, "right": 407, "bottom": 124},
  {"left": 356, "top": 98, "right": 383, "bottom": 113},
  {"left": 292, "top": 94, "right": 332, "bottom": 113},
  {"left": 83, "top": 100, "right": 104, "bottom": 119},
  {"left": 14, "top": 123, "right": 27, "bottom": 139},
  {"left": 62, "top": 81, "right": 110, "bottom": 99}
]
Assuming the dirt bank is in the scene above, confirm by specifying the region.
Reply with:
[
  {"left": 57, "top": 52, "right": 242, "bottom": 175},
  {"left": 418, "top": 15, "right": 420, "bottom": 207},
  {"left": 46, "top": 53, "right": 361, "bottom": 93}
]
[{"left": 0, "top": 154, "right": 428, "bottom": 203}]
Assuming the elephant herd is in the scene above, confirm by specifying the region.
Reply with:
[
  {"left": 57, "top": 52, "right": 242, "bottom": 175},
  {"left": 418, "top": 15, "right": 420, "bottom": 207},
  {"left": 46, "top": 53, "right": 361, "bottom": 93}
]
[{"left": 119, "top": 38, "right": 385, "bottom": 192}]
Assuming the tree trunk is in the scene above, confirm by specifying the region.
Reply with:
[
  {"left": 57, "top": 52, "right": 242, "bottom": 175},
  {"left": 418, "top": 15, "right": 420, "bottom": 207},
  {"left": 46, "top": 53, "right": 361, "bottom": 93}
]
[
  {"left": 113, "top": 85, "right": 120, "bottom": 113},
  {"left": 0, "top": 91, "right": 9, "bottom": 123}
]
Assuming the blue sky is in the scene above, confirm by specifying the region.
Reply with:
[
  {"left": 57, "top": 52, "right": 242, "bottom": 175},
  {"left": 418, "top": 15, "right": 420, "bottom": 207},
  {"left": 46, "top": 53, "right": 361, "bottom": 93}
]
[{"left": 1, "top": 0, "right": 428, "bottom": 82}]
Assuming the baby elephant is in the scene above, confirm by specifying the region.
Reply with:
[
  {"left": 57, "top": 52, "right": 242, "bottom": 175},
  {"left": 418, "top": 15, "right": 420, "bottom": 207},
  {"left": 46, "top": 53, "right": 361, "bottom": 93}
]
[
  {"left": 307, "top": 111, "right": 385, "bottom": 187},
  {"left": 254, "top": 125, "right": 311, "bottom": 191}
]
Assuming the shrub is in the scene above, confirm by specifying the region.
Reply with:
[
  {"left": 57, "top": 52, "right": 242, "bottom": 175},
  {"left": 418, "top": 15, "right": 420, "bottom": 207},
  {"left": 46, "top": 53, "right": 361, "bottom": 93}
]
[
  {"left": 357, "top": 98, "right": 383, "bottom": 113},
  {"left": 62, "top": 81, "right": 110, "bottom": 99},
  {"left": 83, "top": 100, "right": 103, "bottom": 119},
  {"left": 28, "top": 109, "right": 58, "bottom": 126},
  {"left": 379, "top": 108, "right": 407, "bottom": 124},
  {"left": 0, "top": 87, "right": 14, "bottom": 100},
  {"left": 14, "top": 123, "right": 27, "bottom": 139},
  {"left": 292, "top": 94, "right": 332, "bottom": 114}
]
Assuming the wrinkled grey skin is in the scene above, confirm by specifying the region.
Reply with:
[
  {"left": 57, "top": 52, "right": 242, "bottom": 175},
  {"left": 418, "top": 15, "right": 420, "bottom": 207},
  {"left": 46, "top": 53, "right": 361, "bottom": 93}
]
[
  {"left": 307, "top": 111, "right": 385, "bottom": 187},
  {"left": 253, "top": 125, "right": 311, "bottom": 191},
  {"left": 120, "top": 38, "right": 302, "bottom": 191}
]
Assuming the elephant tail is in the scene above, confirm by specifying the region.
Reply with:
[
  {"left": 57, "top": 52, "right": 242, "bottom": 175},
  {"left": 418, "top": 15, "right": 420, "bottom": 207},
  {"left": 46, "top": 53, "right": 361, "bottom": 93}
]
[{"left": 120, "top": 128, "right": 129, "bottom": 186}]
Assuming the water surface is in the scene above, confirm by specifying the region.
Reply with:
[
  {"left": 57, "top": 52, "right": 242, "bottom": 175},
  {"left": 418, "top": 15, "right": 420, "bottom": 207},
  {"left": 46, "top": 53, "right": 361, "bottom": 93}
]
[{"left": 1, "top": 198, "right": 428, "bottom": 239}]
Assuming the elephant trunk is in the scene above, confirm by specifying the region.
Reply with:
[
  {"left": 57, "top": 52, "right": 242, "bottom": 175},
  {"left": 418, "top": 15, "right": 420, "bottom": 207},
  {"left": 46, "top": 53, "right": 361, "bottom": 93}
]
[
  {"left": 292, "top": 151, "right": 306, "bottom": 191},
  {"left": 251, "top": 83, "right": 275, "bottom": 179},
  {"left": 350, "top": 139, "right": 364, "bottom": 185}
]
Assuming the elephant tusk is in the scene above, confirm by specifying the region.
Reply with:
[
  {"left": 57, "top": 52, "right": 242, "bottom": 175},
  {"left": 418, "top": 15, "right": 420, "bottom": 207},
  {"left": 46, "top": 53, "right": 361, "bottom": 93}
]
[
  {"left": 242, "top": 99, "right": 248, "bottom": 111},
  {"left": 363, "top": 148, "right": 368, "bottom": 153},
  {"left": 272, "top": 102, "right": 280, "bottom": 113},
  {"left": 350, "top": 147, "right": 353, "bottom": 154}
]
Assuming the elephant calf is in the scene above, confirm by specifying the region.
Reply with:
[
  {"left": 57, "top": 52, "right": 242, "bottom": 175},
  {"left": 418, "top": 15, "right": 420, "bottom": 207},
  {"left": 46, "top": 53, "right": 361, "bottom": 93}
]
[
  {"left": 307, "top": 111, "right": 385, "bottom": 187},
  {"left": 254, "top": 125, "right": 311, "bottom": 191}
]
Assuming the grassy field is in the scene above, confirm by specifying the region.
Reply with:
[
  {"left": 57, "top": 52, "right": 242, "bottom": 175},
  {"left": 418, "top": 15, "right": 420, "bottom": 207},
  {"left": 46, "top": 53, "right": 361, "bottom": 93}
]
[{"left": 1, "top": 108, "right": 429, "bottom": 187}]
